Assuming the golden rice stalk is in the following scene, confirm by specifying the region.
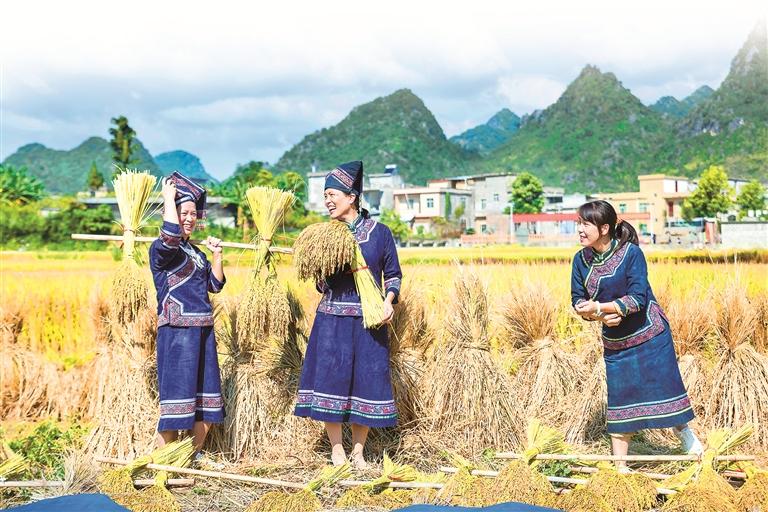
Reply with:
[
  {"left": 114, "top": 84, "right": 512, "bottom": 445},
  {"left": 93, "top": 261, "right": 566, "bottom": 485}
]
[
  {"left": 0, "top": 448, "right": 26, "bottom": 480},
  {"left": 705, "top": 342, "right": 768, "bottom": 446},
  {"left": 389, "top": 283, "right": 433, "bottom": 355},
  {"left": 420, "top": 269, "right": 522, "bottom": 455},
  {"left": 563, "top": 348, "right": 607, "bottom": 444},
  {"left": 365, "top": 488, "right": 414, "bottom": 508},
  {"left": 235, "top": 275, "right": 292, "bottom": 353},
  {"left": 714, "top": 275, "right": 757, "bottom": 351},
  {"left": 436, "top": 465, "right": 476, "bottom": 504},
  {"left": 666, "top": 286, "right": 715, "bottom": 357},
  {"left": 247, "top": 464, "right": 351, "bottom": 512},
  {"left": 582, "top": 464, "right": 658, "bottom": 512},
  {"left": 245, "top": 186, "right": 296, "bottom": 274},
  {"left": 464, "top": 460, "right": 555, "bottom": 507},
  {"left": 120, "top": 441, "right": 193, "bottom": 512},
  {"left": 389, "top": 347, "right": 423, "bottom": 428},
  {"left": 753, "top": 290, "right": 768, "bottom": 354},
  {"left": 502, "top": 279, "right": 557, "bottom": 349},
  {"left": 351, "top": 245, "right": 385, "bottom": 328},
  {"left": 110, "top": 259, "right": 149, "bottom": 326},
  {"left": 112, "top": 169, "right": 158, "bottom": 260},
  {"left": 292, "top": 221, "right": 356, "bottom": 283},
  {"left": 662, "top": 466, "right": 738, "bottom": 512},
  {"left": 522, "top": 418, "right": 567, "bottom": 466},
  {"left": 734, "top": 465, "right": 768, "bottom": 512},
  {"left": 98, "top": 438, "right": 194, "bottom": 497},
  {"left": 678, "top": 353, "right": 710, "bottom": 418},
  {"left": 556, "top": 486, "right": 613, "bottom": 512}
]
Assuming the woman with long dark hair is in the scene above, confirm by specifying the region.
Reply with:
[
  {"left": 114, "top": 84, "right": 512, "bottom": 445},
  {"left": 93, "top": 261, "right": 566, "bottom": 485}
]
[{"left": 570, "top": 200, "right": 702, "bottom": 468}]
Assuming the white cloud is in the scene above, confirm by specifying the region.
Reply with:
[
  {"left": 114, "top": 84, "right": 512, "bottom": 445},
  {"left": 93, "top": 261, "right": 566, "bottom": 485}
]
[{"left": 1, "top": 0, "right": 765, "bottom": 177}]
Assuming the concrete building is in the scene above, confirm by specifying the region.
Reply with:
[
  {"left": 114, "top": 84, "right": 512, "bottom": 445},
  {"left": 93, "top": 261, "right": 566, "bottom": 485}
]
[{"left": 392, "top": 186, "right": 474, "bottom": 233}]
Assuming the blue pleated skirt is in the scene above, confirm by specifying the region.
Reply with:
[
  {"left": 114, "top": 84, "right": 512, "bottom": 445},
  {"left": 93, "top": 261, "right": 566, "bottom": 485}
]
[
  {"left": 605, "top": 325, "right": 694, "bottom": 433},
  {"left": 156, "top": 325, "right": 225, "bottom": 431},
  {"left": 294, "top": 312, "right": 397, "bottom": 427}
]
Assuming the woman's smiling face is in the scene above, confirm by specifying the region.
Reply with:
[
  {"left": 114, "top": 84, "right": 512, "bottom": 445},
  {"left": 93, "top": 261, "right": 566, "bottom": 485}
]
[
  {"left": 324, "top": 188, "right": 355, "bottom": 220},
  {"left": 177, "top": 201, "right": 197, "bottom": 236}
]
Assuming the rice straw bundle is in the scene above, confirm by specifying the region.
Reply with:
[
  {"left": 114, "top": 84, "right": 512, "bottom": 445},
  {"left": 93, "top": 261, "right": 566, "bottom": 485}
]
[
  {"left": 556, "top": 486, "right": 613, "bottom": 512},
  {"left": 120, "top": 439, "right": 195, "bottom": 512},
  {"left": 753, "top": 290, "right": 768, "bottom": 354},
  {"left": 503, "top": 280, "right": 584, "bottom": 420},
  {"left": 245, "top": 463, "right": 351, "bottom": 512},
  {"left": 236, "top": 275, "right": 292, "bottom": 353},
  {"left": 435, "top": 453, "right": 477, "bottom": 505},
  {"left": 462, "top": 419, "right": 562, "bottom": 507},
  {"left": 351, "top": 245, "right": 385, "bottom": 328},
  {"left": 98, "top": 438, "right": 194, "bottom": 498},
  {"left": 420, "top": 269, "right": 522, "bottom": 455},
  {"left": 390, "top": 283, "right": 434, "bottom": 354},
  {"left": 563, "top": 344, "right": 607, "bottom": 444},
  {"left": 244, "top": 186, "right": 295, "bottom": 274},
  {"left": 734, "top": 463, "right": 768, "bottom": 512},
  {"left": 335, "top": 453, "right": 419, "bottom": 507},
  {"left": 705, "top": 276, "right": 768, "bottom": 446},
  {"left": 111, "top": 169, "right": 157, "bottom": 324},
  {"left": 662, "top": 425, "right": 753, "bottom": 512},
  {"left": 0, "top": 446, "right": 26, "bottom": 481},
  {"left": 577, "top": 463, "right": 658, "bottom": 512},
  {"left": 292, "top": 221, "right": 356, "bottom": 283}
]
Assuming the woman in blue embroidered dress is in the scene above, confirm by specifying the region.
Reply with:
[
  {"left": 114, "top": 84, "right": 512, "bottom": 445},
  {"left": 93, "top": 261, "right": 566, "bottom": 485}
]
[
  {"left": 570, "top": 200, "right": 702, "bottom": 468},
  {"left": 293, "top": 161, "right": 402, "bottom": 469},
  {"left": 150, "top": 173, "right": 226, "bottom": 454}
]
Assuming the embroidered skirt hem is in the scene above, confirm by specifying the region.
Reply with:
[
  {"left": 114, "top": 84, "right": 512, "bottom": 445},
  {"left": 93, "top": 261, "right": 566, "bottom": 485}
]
[
  {"left": 293, "top": 312, "right": 397, "bottom": 428},
  {"left": 605, "top": 325, "right": 695, "bottom": 434},
  {"left": 157, "top": 325, "right": 225, "bottom": 432}
]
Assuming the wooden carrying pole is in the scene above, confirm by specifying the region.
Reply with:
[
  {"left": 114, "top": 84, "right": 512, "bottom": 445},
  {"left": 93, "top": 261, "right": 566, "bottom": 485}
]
[
  {"left": 494, "top": 452, "right": 755, "bottom": 463},
  {"left": 96, "top": 456, "right": 304, "bottom": 490},
  {"left": 0, "top": 478, "right": 194, "bottom": 488},
  {"left": 71, "top": 234, "right": 293, "bottom": 254}
]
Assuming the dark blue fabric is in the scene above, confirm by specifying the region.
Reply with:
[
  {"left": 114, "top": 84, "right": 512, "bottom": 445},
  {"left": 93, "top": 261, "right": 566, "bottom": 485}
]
[
  {"left": 157, "top": 324, "right": 225, "bottom": 431},
  {"left": 168, "top": 170, "right": 207, "bottom": 214},
  {"left": 604, "top": 327, "right": 694, "bottom": 433},
  {"left": 325, "top": 160, "right": 363, "bottom": 194},
  {"left": 393, "top": 503, "right": 562, "bottom": 512},
  {"left": 570, "top": 241, "right": 694, "bottom": 433},
  {"left": 294, "top": 312, "right": 397, "bottom": 427},
  {"left": 6, "top": 494, "right": 130, "bottom": 511},
  {"left": 150, "top": 221, "right": 225, "bottom": 326}
]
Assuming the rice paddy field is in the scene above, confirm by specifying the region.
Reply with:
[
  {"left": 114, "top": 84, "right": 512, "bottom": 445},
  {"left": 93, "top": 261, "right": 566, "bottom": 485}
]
[{"left": 2, "top": 245, "right": 768, "bottom": 511}]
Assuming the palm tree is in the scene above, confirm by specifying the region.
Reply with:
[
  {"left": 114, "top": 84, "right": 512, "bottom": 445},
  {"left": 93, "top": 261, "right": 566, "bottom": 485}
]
[{"left": 0, "top": 165, "right": 45, "bottom": 205}]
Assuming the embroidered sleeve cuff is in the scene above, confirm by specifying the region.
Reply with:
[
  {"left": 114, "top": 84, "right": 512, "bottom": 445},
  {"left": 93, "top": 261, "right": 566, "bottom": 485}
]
[
  {"left": 159, "top": 221, "right": 182, "bottom": 248},
  {"left": 384, "top": 277, "right": 401, "bottom": 304},
  {"left": 208, "top": 273, "right": 226, "bottom": 293},
  {"left": 616, "top": 295, "right": 640, "bottom": 315}
]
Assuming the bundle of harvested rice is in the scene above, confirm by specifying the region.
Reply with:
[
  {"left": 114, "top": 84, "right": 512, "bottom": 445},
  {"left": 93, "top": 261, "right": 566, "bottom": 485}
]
[
  {"left": 667, "top": 286, "right": 714, "bottom": 417},
  {"left": 571, "top": 463, "right": 658, "bottom": 512},
  {"left": 0, "top": 445, "right": 26, "bottom": 480},
  {"left": 706, "top": 277, "right": 768, "bottom": 446},
  {"left": 245, "top": 463, "right": 351, "bottom": 512},
  {"left": 462, "top": 419, "right": 562, "bottom": 507},
  {"left": 420, "top": 269, "right": 522, "bottom": 455},
  {"left": 98, "top": 437, "right": 194, "bottom": 498},
  {"left": 502, "top": 279, "right": 584, "bottom": 421},
  {"left": 733, "top": 463, "right": 768, "bottom": 512},
  {"left": 292, "top": 221, "right": 356, "bottom": 283},
  {"left": 110, "top": 170, "right": 157, "bottom": 324},
  {"left": 753, "top": 291, "right": 768, "bottom": 354},
  {"left": 336, "top": 453, "right": 419, "bottom": 507},
  {"left": 435, "top": 453, "right": 477, "bottom": 505},
  {"left": 557, "top": 487, "right": 612, "bottom": 512},
  {"left": 563, "top": 343, "right": 607, "bottom": 444},
  {"left": 662, "top": 424, "right": 753, "bottom": 512},
  {"left": 121, "top": 438, "right": 195, "bottom": 512},
  {"left": 390, "top": 283, "right": 433, "bottom": 355},
  {"left": 236, "top": 275, "right": 292, "bottom": 353},
  {"left": 244, "top": 186, "right": 295, "bottom": 274}
]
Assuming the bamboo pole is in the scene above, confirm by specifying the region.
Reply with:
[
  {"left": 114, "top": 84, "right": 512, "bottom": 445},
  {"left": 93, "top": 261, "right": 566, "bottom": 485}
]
[
  {"left": 566, "top": 466, "right": 747, "bottom": 481},
  {"left": 339, "top": 479, "right": 444, "bottom": 489},
  {"left": 71, "top": 234, "right": 293, "bottom": 254},
  {"left": 0, "top": 480, "right": 65, "bottom": 488},
  {"left": 494, "top": 452, "right": 755, "bottom": 462},
  {"left": 134, "top": 478, "right": 195, "bottom": 487},
  {"left": 96, "top": 456, "right": 304, "bottom": 489},
  {"left": 438, "top": 466, "right": 677, "bottom": 495}
]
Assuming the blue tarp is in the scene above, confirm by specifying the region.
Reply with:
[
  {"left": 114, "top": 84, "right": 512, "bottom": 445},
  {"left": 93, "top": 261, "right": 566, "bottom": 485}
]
[
  {"left": 6, "top": 493, "right": 129, "bottom": 511},
  {"left": 395, "top": 504, "right": 562, "bottom": 512}
]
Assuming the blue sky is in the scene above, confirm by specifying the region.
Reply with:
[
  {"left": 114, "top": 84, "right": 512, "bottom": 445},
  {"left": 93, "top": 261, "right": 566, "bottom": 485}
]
[{"left": 1, "top": 0, "right": 764, "bottom": 179}]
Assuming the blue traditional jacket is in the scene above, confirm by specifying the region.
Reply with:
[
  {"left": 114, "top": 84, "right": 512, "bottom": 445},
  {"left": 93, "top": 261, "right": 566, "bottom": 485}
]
[
  {"left": 571, "top": 240, "right": 668, "bottom": 350},
  {"left": 317, "top": 216, "right": 402, "bottom": 317},
  {"left": 149, "top": 221, "right": 226, "bottom": 327}
]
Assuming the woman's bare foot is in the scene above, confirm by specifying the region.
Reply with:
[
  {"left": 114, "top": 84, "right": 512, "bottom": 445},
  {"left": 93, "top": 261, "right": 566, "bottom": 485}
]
[
  {"left": 350, "top": 449, "right": 369, "bottom": 470},
  {"left": 331, "top": 444, "right": 347, "bottom": 466}
]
